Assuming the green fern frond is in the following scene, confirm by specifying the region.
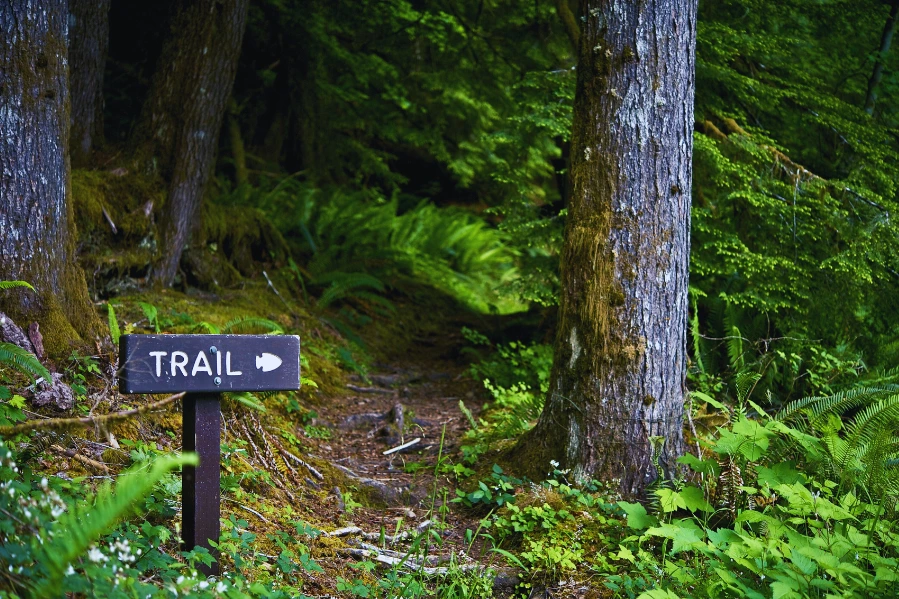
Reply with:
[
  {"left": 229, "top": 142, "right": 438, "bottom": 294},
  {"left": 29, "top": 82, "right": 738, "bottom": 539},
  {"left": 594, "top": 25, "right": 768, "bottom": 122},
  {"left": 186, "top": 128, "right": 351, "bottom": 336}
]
[
  {"left": 191, "top": 321, "right": 221, "bottom": 334},
  {"left": 735, "top": 371, "right": 761, "bottom": 406},
  {"left": 288, "top": 258, "right": 309, "bottom": 305},
  {"left": 0, "top": 342, "right": 51, "bottom": 384},
  {"left": 107, "top": 304, "right": 121, "bottom": 346},
  {"left": 221, "top": 317, "right": 283, "bottom": 335},
  {"left": 0, "top": 280, "right": 34, "bottom": 291},
  {"left": 351, "top": 291, "right": 397, "bottom": 314},
  {"left": 778, "top": 385, "right": 899, "bottom": 502},
  {"left": 225, "top": 392, "right": 267, "bottom": 412},
  {"left": 315, "top": 272, "right": 385, "bottom": 310},
  {"left": 779, "top": 385, "right": 899, "bottom": 423},
  {"left": 726, "top": 325, "right": 746, "bottom": 372},
  {"left": 35, "top": 454, "right": 197, "bottom": 596},
  {"left": 138, "top": 302, "right": 159, "bottom": 333}
]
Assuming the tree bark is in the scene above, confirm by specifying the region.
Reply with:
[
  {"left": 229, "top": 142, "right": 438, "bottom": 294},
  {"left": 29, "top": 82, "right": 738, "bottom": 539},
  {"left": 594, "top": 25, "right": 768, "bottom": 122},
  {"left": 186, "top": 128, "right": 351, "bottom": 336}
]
[
  {"left": 136, "top": 0, "right": 250, "bottom": 287},
  {"left": 0, "top": 0, "right": 103, "bottom": 355},
  {"left": 865, "top": 0, "right": 899, "bottom": 115},
  {"left": 516, "top": 0, "right": 696, "bottom": 496},
  {"left": 68, "top": 0, "right": 110, "bottom": 166}
]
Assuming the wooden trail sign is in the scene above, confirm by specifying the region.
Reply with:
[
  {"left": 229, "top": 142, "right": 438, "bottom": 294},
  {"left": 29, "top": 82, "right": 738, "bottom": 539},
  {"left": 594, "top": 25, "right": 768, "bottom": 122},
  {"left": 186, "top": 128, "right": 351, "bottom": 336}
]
[
  {"left": 119, "top": 334, "right": 301, "bottom": 575},
  {"left": 120, "top": 334, "right": 300, "bottom": 393}
]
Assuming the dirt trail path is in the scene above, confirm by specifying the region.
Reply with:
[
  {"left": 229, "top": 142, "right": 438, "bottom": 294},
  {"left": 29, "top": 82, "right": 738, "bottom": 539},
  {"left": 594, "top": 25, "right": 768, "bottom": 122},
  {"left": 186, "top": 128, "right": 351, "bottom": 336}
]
[{"left": 311, "top": 326, "right": 493, "bottom": 556}]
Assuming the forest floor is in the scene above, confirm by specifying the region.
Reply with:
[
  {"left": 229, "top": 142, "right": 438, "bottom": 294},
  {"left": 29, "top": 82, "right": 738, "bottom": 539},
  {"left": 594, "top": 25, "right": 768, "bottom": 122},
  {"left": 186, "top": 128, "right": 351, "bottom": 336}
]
[
  {"left": 304, "top": 326, "right": 512, "bottom": 586},
  {"left": 100, "top": 281, "right": 540, "bottom": 597}
]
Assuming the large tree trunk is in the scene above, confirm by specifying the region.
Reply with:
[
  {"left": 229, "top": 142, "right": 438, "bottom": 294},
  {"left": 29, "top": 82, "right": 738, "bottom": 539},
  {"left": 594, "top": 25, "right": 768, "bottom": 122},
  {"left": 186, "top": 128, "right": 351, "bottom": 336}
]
[
  {"left": 0, "top": 0, "right": 103, "bottom": 355},
  {"left": 516, "top": 0, "right": 696, "bottom": 496},
  {"left": 136, "top": 0, "right": 249, "bottom": 287},
  {"left": 68, "top": 0, "right": 110, "bottom": 165}
]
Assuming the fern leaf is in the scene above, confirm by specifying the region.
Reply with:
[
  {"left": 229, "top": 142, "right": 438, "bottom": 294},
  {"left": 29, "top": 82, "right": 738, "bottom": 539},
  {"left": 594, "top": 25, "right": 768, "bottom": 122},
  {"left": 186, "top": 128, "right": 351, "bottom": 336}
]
[
  {"left": 138, "top": 302, "right": 159, "bottom": 333},
  {"left": 34, "top": 454, "right": 197, "bottom": 596},
  {"left": 0, "top": 342, "right": 50, "bottom": 383},
  {"left": 0, "top": 280, "right": 34, "bottom": 291},
  {"left": 735, "top": 371, "right": 761, "bottom": 405},
  {"left": 726, "top": 325, "right": 746, "bottom": 371},
  {"left": 107, "top": 304, "right": 121, "bottom": 346},
  {"left": 221, "top": 317, "right": 283, "bottom": 335},
  {"left": 191, "top": 321, "right": 221, "bottom": 334},
  {"left": 352, "top": 291, "right": 397, "bottom": 314},
  {"left": 226, "top": 392, "right": 267, "bottom": 412}
]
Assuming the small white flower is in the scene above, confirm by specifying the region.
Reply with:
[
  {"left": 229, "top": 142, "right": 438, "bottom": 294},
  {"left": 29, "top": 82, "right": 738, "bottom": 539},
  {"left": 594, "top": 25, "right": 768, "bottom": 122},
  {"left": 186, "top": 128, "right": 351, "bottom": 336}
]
[
  {"left": 198, "top": 581, "right": 209, "bottom": 590},
  {"left": 216, "top": 581, "right": 227, "bottom": 593},
  {"left": 87, "top": 547, "right": 107, "bottom": 563},
  {"left": 65, "top": 565, "right": 75, "bottom": 576}
]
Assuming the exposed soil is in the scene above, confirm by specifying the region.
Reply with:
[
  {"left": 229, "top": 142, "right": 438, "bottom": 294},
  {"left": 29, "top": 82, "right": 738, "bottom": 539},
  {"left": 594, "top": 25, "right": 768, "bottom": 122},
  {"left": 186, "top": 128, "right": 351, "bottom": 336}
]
[{"left": 250, "top": 305, "right": 524, "bottom": 596}]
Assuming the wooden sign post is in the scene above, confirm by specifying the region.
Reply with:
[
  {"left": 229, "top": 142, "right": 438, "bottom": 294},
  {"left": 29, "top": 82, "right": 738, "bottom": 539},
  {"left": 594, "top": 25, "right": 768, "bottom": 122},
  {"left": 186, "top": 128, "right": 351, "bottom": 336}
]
[{"left": 119, "top": 334, "right": 301, "bottom": 575}]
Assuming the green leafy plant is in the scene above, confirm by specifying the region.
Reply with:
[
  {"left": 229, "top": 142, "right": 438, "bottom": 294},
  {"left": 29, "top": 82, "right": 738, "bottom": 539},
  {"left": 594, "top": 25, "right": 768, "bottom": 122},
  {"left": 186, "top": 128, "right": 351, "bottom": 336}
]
[
  {"left": 0, "top": 281, "right": 34, "bottom": 291},
  {"left": 0, "top": 342, "right": 51, "bottom": 384},
  {"left": 107, "top": 303, "right": 121, "bottom": 346},
  {"left": 138, "top": 301, "right": 160, "bottom": 333}
]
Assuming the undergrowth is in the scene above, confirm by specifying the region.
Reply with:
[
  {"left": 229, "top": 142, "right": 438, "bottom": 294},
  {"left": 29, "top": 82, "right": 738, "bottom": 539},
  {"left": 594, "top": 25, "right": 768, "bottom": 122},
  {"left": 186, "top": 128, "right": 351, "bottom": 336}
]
[
  {"left": 219, "top": 181, "right": 525, "bottom": 315},
  {"left": 447, "top": 335, "right": 899, "bottom": 598}
]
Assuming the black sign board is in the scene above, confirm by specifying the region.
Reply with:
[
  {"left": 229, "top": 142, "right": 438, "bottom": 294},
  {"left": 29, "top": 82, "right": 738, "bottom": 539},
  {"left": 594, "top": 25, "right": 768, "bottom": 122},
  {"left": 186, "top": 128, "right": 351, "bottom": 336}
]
[
  {"left": 118, "top": 333, "right": 301, "bottom": 576},
  {"left": 120, "top": 334, "right": 300, "bottom": 393}
]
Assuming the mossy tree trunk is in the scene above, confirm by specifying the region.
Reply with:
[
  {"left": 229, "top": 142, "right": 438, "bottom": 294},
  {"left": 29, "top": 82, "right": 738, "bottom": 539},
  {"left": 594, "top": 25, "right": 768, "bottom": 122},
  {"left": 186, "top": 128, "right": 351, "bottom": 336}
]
[
  {"left": 135, "top": 0, "right": 250, "bottom": 287},
  {"left": 516, "top": 0, "right": 696, "bottom": 496},
  {"left": 68, "top": 0, "right": 110, "bottom": 166},
  {"left": 0, "top": 0, "right": 103, "bottom": 355}
]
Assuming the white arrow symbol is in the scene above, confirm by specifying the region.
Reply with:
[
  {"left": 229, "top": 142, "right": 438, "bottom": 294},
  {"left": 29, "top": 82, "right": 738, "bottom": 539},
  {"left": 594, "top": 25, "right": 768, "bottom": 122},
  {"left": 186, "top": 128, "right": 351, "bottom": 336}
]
[{"left": 255, "top": 353, "right": 282, "bottom": 372}]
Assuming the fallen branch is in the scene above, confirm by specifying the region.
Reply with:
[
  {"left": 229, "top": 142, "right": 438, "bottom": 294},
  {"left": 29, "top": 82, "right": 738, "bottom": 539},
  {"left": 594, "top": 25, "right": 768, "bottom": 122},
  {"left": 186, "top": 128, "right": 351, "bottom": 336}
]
[
  {"left": 50, "top": 444, "right": 109, "bottom": 474},
  {"left": 383, "top": 437, "right": 420, "bottom": 455},
  {"left": 339, "top": 547, "right": 484, "bottom": 576},
  {"left": 262, "top": 270, "right": 293, "bottom": 313},
  {"left": 101, "top": 206, "right": 118, "bottom": 234},
  {"left": 347, "top": 384, "right": 395, "bottom": 395},
  {"left": 330, "top": 462, "right": 404, "bottom": 503},
  {"left": 0, "top": 392, "right": 185, "bottom": 436},
  {"left": 327, "top": 526, "right": 364, "bottom": 537},
  {"left": 368, "top": 373, "right": 420, "bottom": 386},
  {"left": 277, "top": 444, "right": 324, "bottom": 480},
  {"left": 223, "top": 498, "right": 271, "bottom": 524},
  {"left": 325, "top": 520, "right": 433, "bottom": 544}
]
